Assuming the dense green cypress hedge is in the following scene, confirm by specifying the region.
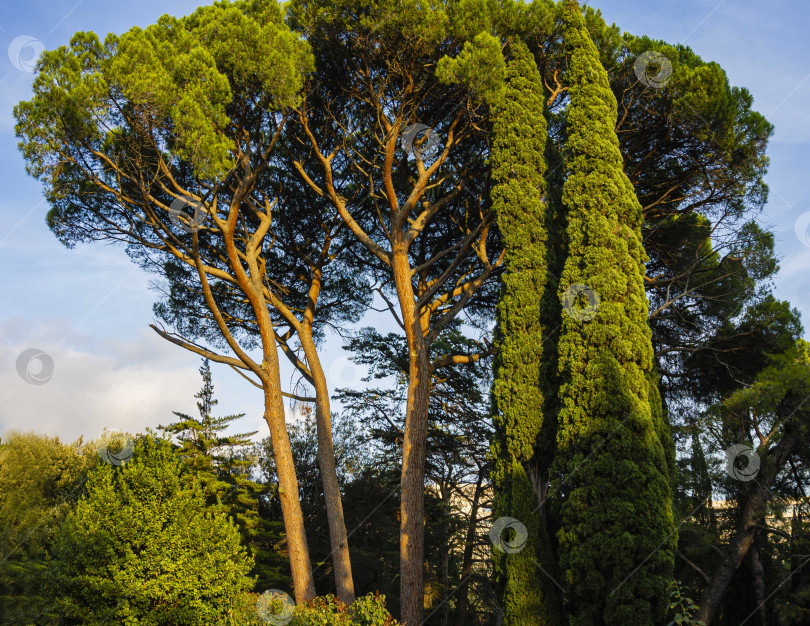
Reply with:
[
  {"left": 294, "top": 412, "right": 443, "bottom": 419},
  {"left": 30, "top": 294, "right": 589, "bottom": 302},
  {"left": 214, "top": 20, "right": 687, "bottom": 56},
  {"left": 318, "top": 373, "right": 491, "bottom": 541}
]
[
  {"left": 489, "top": 38, "right": 562, "bottom": 626},
  {"left": 550, "top": 1, "right": 676, "bottom": 623}
]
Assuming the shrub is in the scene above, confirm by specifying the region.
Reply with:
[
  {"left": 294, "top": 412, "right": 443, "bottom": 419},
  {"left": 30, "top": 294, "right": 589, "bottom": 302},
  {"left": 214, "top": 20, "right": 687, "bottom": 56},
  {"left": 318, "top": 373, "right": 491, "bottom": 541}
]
[
  {"left": 247, "top": 592, "right": 397, "bottom": 626},
  {"left": 292, "top": 593, "right": 397, "bottom": 625},
  {"left": 48, "top": 435, "right": 254, "bottom": 624}
]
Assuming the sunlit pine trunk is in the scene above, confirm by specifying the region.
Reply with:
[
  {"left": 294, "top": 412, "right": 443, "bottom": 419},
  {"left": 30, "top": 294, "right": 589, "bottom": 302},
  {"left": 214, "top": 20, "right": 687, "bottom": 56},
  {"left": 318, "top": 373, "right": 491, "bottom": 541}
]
[
  {"left": 261, "top": 376, "right": 316, "bottom": 603},
  {"left": 392, "top": 241, "right": 431, "bottom": 626},
  {"left": 300, "top": 331, "right": 356, "bottom": 603}
]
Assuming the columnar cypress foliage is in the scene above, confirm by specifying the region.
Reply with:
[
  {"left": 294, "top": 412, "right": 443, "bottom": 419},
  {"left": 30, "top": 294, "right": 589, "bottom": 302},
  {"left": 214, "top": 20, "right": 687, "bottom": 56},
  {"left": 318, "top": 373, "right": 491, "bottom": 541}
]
[
  {"left": 489, "top": 39, "right": 562, "bottom": 626},
  {"left": 551, "top": 2, "right": 676, "bottom": 624}
]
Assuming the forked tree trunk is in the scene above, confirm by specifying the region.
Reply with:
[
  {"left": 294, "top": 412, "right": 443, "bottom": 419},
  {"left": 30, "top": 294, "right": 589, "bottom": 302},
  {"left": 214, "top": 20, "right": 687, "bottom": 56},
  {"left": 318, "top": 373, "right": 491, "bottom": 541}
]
[
  {"left": 262, "top": 383, "right": 316, "bottom": 603},
  {"left": 696, "top": 430, "right": 799, "bottom": 623},
  {"left": 193, "top": 207, "right": 317, "bottom": 605},
  {"left": 300, "top": 333, "right": 356, "bottom": 604}
]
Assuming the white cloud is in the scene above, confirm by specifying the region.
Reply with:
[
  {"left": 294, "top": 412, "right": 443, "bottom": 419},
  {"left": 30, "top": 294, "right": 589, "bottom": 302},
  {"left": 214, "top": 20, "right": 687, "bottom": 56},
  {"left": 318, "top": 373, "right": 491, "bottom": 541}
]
[
  {"left": 0, "top": 317, "right": 321, "bottom": 447},
  {"left": 0, "top": 325, "right": 203, "bottom": 443}
]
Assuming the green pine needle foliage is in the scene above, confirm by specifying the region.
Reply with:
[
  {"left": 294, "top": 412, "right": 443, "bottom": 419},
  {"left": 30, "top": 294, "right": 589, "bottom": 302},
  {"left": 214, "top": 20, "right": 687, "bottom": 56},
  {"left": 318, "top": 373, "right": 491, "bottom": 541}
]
[{"left": 551, "top": 2, "right": 676, "bottom": 623}]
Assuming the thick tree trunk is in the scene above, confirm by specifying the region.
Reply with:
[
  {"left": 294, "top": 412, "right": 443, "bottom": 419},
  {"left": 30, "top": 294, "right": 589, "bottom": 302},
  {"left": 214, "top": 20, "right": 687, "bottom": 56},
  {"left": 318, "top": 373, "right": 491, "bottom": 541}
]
[
  {"left": 263, "top": 382, "right": 316, "bottom": 603},
  {"left": 400, "top": 345, "right": 431, "bottom": 625},
  {"left": 393, "top": 243, "right": 431, "bottom": 626},
  {"left": 696, "top": 430, "right": 799, "bottom": 623},
  {"left": 455, "top": 472, "right": 484, "bottom": 626},
  {"left": 300, "top": 334, "right": 356, "bottom": 604}
]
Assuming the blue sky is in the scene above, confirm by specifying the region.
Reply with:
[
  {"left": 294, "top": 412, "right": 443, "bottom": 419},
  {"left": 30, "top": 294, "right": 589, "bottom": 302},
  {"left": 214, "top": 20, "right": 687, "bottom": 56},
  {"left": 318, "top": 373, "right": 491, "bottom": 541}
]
[{"left": 0, "top": 0, "right": 808, "bottom": 443}]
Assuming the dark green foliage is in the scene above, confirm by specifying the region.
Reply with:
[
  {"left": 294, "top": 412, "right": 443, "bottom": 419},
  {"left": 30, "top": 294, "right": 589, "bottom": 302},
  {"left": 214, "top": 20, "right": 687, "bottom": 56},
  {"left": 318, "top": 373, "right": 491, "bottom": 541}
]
[
  {"left": 486, "top": 38, "right": 562, "bottom": 625},
  {"left": 706, "top": 340, "right": 810, "bottom": 623},
  {"left": 48, "top": 435, "right": 254, "bottom": 624},
  {"left": 550, "top": 2, "right": 675, "bottom": 623},
  {"left": 780, "top": 510, "right": 810, "bottom": 625}
]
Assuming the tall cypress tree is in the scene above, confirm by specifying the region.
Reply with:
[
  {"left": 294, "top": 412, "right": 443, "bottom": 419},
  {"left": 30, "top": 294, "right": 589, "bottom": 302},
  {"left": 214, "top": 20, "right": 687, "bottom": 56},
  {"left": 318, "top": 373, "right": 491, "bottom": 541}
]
[
  {"left": 551, "top": 2, "right": 676, "bottom": 623},
  {"left": 489, "top": 39, "right": 562, "bottom": 626}
]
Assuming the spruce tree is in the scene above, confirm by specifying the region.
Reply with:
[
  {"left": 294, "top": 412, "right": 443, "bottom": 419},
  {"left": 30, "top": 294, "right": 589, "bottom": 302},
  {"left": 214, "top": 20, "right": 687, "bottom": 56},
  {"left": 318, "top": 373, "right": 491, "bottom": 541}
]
[
  {"left": 159, "top": 360, "right": 284, "bottom": 590},
  {"left": 489, "top": 39, "right": 562, "bottom": 626},
  {"left": 160, "top": 359, "right": 259, "bottom": 518},
  {"left": 551, "top": 2, "right": 676, "bottom": 623}
]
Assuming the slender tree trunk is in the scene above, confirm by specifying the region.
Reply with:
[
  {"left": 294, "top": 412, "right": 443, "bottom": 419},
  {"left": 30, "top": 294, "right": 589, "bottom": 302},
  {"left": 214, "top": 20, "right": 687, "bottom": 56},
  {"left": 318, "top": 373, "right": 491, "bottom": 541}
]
[
  {"left": 455, "top": 472, "right": 484, "bottom": 626},
  {"left": 393, "top": 242, "right": 431, "bottom": 626},
  {"left": 749, "top": 536, "right": 767, "bottom": 626},
  {"left": 696, "top": 430, "right": 799, "bottom": 623},
  {"left": 439, "top": 484, "right": 451, "bottom": 626},
  {"left": 439, "top": 554, "right": 449, "bottom": 626},
  {"left": 194, "top": 200, "right": 317, "bottom": 604},
  {"left": 300, "top": 333, "right": 356, "bottom": 604},
  {"left": 262, "top": 381, "right": 316, "bottom": 603}
]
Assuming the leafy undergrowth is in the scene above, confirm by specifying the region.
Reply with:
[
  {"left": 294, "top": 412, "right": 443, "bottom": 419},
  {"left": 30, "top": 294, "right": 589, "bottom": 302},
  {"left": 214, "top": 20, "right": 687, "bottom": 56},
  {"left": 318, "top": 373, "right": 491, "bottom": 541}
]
[{"left": 224, "top": 592, "right": 398, "bottom": 625}]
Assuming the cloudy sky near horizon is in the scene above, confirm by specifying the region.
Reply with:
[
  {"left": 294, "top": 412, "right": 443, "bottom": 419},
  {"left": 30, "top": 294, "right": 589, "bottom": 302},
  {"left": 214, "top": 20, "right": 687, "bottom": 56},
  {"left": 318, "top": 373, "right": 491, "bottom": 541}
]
[{"left": 0, "top": 0, "right": 808, "bottom": 445}]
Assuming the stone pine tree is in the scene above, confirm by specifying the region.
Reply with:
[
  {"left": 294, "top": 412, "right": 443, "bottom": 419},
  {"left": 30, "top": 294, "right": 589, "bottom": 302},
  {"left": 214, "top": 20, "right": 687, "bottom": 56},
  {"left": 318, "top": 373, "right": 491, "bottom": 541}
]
[
  {"left": 551, "top": 2, "right": 676, "bottom": 624},
  {"left": 14, "top": 1, "right": 327, "bottom": 602},
  {"left": 488, "top": 39, "right": 562, "bottom": 626}
]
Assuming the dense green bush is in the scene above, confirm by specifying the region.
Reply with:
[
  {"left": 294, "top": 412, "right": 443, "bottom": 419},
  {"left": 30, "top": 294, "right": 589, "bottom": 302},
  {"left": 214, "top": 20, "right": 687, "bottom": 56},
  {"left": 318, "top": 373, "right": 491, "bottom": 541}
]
[
  {"left": 48, "top": 435, "right": 254, "bottom": 624},
  {"left": 0, "top": 432, "right": 94, "bottom": 623}
]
